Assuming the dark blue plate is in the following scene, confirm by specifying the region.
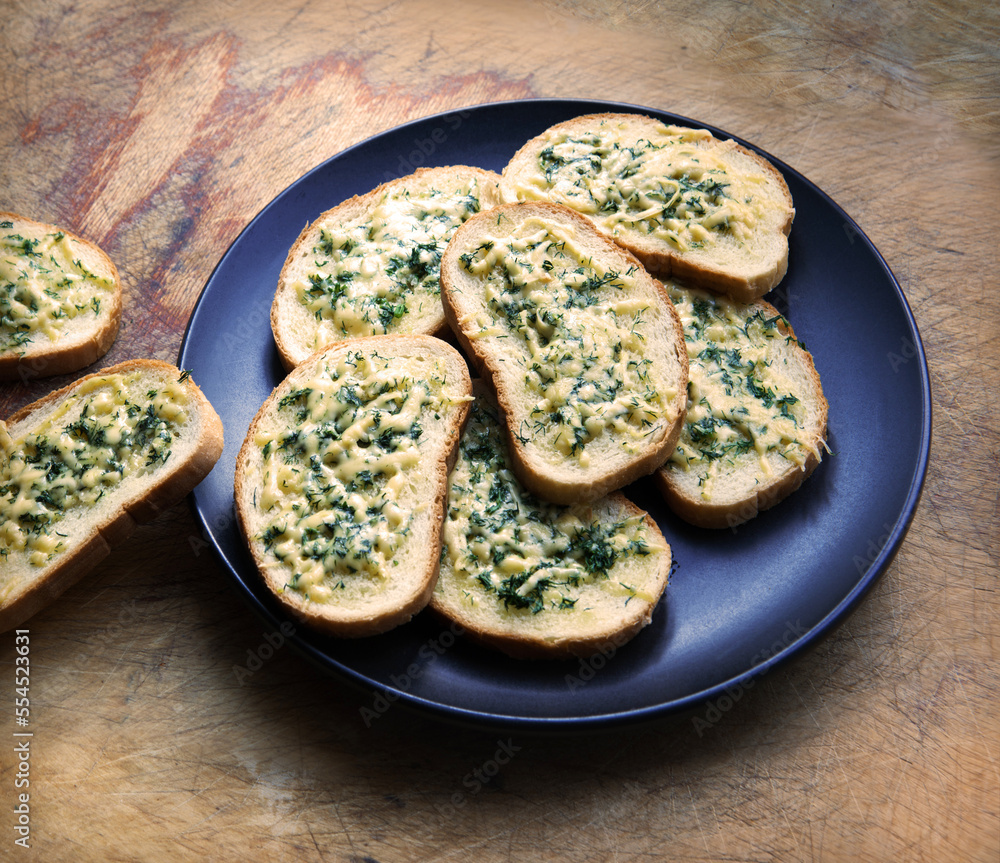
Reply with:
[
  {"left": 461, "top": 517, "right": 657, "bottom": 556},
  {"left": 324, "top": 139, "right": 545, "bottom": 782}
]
[{"left": 178, "top": 99, "right": 931, "bottom": 731}]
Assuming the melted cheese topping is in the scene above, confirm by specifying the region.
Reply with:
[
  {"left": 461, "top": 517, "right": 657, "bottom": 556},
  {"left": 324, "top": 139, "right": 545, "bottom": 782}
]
[
  {"left": 509, "top": 120, "right": 773, "bottom": 252},
  {"left": 291, "top": 179, "right": 486, "bottom": 346},
  {"left": 0, "top": 220, "right": 115, "bottom": 353},
  {"left": 442, "top": 396, "right": 661, "bottom": 614},
  {"left": 252, "top": 350, "right": 460, "bottom": 603},
  {"left": 458, "top": 217, "right": 675, "bottom": 467},
  {"left": 0, "top": 373, "right": 189, "bottom": 569},
  {"left": 666, "top": 284, "right": 818, "bottom": 500}
]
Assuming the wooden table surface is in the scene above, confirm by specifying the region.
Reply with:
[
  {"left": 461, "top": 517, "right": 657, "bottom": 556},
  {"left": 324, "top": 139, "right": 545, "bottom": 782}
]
[{"left": 2, "top": 1, "right": 997, "bottom": 860}]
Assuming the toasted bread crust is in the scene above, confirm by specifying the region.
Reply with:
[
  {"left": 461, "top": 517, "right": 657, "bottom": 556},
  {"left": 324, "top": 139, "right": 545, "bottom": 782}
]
[
  {"left": 440, "top": 201, "right": 688, "bottom": 505},
  {"left": 271, "top": 166, "right": 502, "bottom": 371},
  {"left": 655, "top": 292, "right": 828, "bottom": 528},
  {"left": 0, "top": 360, "right": 224, "bottom": 631},
  {"left": 498, "top": 113, "right": 794, "bottom": 303},
  {"left": 234, "top": 335, "right": 472, "bottom": 637},
  {"left": 0, "top": 212, "right": 122, "bottom": 380},
  {"left": 657, "top": 442, "right": 824, "bottom": 529}
]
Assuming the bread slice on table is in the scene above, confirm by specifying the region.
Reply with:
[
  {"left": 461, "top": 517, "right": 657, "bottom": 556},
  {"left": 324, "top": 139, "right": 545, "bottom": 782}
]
[
  {"left": 498, "top": 113, "right": 794, "bottom": 302},
  {"left": 432, "top": 382, "right": 672, "bottom": 660},
  {"left": 271, "top": 166, "right": 502, "bottom": 370},
  {"left": 0, "top": 212, "right": 122, "bottom": 380},
  {"left": 440, "top": 201, "right": 688, "bottom": 505},
  {"left": 0, "top": 360, "right": 224, "bottom": 631},
  {"left": 656, "top": 283, "right": 828, "bottom": 529},
  {"left": 235, "top": 335, "right": 472, "bottom": 637}
]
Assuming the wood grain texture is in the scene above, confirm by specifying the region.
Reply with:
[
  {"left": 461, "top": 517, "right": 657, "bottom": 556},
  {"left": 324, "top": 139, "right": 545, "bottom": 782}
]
[{"left": 1, "top": 0, "right": 997, "bottom": 860}]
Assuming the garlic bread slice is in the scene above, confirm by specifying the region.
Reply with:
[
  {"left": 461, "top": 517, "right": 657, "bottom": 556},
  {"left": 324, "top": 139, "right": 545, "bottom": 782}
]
[
  {"left": 433, "top": 383, "right": 671, "bottom": 659},
  {"left": 235, "top": 335, "right": 472, "bottom": 637},
  {"left": 0, "top": 212, "right": 122, "bottom": 379},
  {"left": 499, "top": 113, "right": 794, "bottom": 302},
  {"left": 0, "top": 360, "right": 224, "bottom": 631},
  {"left": 441, "top": 202, "right": 688, "bottom": 505},
  {"left": 656, "top": 284, "right": 828, "bottom": 528},
  {"left": 271, "top": 166, "right": 501, "bottom": 370}
]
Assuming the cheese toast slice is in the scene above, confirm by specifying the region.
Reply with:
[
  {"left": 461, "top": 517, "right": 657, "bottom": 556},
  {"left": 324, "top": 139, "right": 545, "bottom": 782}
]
[
  {"left": 235, "top": 335, "right": 472, "bottom": 637},
  {"left": 0, "top": 212, "right": 122, "bottom": 380},
  {"left": 499, "top": 113, "right": 794, "bottom": 302},
  {"left": 656, "top": 283, "right": 828, "bottom": 528},
  {"left": 271, "top": 166, "right": 501, "bottom": 370},
  {"left": 440, "top": 201, "right": 688, "bottom": 505},
  {"left": 0, "top": 360, "right": 224, "bottom": 631},
  {"left": 433, "top": 383, "right": 671, "bottom": 659}
]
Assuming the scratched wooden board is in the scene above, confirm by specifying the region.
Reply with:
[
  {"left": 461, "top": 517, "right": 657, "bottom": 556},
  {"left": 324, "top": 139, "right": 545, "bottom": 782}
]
[{"left": 0, "top": 0, "right": 997, "bottom": 860}]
